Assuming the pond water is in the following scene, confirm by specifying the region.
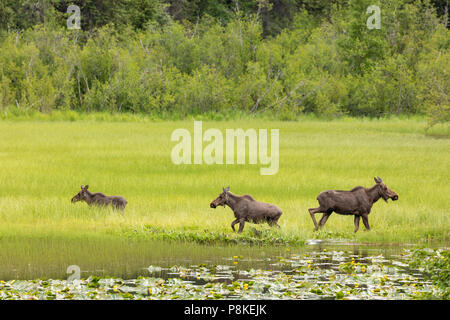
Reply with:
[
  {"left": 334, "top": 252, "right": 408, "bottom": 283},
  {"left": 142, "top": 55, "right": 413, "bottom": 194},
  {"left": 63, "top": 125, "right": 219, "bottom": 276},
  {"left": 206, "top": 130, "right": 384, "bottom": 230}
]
[
  {"left": 0, "top": 238, "right": 447, "bottom": 299},
  {"left": 0, "top": 237, "right": 427, "bottom": 280}
]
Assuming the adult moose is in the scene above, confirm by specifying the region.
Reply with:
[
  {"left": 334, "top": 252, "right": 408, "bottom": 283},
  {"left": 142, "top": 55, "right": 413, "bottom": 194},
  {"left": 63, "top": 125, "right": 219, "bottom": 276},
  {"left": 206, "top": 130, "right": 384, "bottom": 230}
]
[
  {"left": 71, "top": 185, "right": 128, "bottom": 210},
  {"left": 308, "top": 177, "right": 398, "bottom": 232},
  {"left": 210, "top": 186, "right": 282, "bottom": 233}
]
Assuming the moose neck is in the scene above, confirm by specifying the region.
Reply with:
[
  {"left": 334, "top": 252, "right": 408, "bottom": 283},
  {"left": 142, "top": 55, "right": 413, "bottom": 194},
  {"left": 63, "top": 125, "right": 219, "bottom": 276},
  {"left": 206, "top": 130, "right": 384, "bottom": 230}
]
[
  {"left": 366, "top": 184, "right": 382, "bottom": 204},
  {"left": 83, "top": 190, "right": 95, "bottom": 204},
  {"left": 225, "top": 192, "right": 240, "bottom": 210}
]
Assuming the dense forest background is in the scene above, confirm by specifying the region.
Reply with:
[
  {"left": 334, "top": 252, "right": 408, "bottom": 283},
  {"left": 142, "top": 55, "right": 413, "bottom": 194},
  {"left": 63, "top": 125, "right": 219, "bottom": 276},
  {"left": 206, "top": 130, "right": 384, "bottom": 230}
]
[{"left": 0, "top": 0, "right": 448, "bottom": 123}]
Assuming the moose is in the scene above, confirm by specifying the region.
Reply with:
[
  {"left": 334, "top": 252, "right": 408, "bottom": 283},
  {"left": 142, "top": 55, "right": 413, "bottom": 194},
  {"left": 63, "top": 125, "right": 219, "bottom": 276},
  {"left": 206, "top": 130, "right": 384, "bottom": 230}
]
[
  {"left": 308, "top": 177, "right": 398, "bottom": 232},
  {"left": 71, "top": 185, "right": 128, "bottom": 210},
  {"left": 210, "top": 186, "right": 282, "bottom": 233}
]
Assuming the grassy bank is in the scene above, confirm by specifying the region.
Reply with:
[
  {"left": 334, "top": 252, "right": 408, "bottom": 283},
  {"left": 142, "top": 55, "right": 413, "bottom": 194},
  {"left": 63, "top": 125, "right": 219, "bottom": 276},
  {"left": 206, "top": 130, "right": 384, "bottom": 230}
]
[{"left": 0, "top": 117, "right": 448, "bottom": 245}]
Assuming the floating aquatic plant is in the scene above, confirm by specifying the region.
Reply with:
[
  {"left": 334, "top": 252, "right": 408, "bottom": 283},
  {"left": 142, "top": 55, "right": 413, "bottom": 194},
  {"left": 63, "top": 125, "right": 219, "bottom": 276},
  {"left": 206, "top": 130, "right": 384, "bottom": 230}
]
[{"left": 0, "top": 248, "right": 447, "bottom": 300}]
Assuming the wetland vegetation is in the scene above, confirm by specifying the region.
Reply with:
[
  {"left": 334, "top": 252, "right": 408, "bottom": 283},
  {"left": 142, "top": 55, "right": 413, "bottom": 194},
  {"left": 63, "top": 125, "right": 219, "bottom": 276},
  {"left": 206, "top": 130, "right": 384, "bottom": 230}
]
[
  {"left": 0, "top": 119, "right": 447, "bottom": 244},
  {"left": 0, "top": 118, "right": 448, "bottom": 300},
  {"left": 0, "top": 243, "right": 448, "bottom": 300},
  {"left": 0, "top": 0, "right": 448, "bottom": 300}
]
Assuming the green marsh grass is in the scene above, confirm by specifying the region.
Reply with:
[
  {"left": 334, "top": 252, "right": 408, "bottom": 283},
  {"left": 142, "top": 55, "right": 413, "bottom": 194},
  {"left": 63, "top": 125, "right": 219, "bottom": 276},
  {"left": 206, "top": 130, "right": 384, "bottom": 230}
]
[{"left": 0, "top": 118, "right": 448, "bottom": 245}]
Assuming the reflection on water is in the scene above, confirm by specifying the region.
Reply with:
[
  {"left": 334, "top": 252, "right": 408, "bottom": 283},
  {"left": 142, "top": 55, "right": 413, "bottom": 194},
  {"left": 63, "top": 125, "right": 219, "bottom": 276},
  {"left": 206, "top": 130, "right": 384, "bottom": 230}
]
[
  {"left": 1, "top": 238, "right": 448, "bottom": 299},
  {"left": 0, "top": 237, "right": 445, "bottom": 281},
  {"left": 142, "top": 240, "right": 432, "bottom": 286}
]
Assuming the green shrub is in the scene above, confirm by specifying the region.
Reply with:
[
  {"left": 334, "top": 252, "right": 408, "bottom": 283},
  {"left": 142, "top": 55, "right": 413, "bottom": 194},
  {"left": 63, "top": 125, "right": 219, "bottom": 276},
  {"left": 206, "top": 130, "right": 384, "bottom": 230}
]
[{"left": 0, "top": 1, "right": 447, "bottom": 123}]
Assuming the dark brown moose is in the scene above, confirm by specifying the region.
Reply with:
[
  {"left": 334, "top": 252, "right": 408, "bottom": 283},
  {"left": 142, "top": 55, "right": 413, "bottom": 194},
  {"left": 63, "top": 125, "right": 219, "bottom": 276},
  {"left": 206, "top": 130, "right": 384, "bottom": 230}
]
[
  {"left": 71, "top": 185, "right": 127, "bottom": 210},
  {"left": 308, "top": 177, "right": 398, "bottom": 232},
  {"left": 210, "top": 186, "right": 282, "bottom": 233}
]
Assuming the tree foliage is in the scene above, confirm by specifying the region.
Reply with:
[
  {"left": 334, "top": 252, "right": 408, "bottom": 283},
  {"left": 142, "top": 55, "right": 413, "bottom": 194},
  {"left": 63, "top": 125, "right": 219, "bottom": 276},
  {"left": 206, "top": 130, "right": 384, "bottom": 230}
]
[{"left": 0, "top": 0, "right": 448, "bottom": 123}]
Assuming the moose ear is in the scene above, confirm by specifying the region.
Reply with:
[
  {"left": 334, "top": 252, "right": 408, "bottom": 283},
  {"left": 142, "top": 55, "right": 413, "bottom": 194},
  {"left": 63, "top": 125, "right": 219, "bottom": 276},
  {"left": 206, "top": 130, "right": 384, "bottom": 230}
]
[
  {"left": 84, "top": 185, "right": 89, "bottom": 190},
  {"left": 377, "top": 177, "right": 383, "bottom": 183},
  {"left": 81, "top": 185, "right": 84, "bottom": 189},
  {"left": 374, "top": 177, "right": 381, "bottom": 184},
  {"left": 225, "top": 186, "right": 230, "bottom": 192}
]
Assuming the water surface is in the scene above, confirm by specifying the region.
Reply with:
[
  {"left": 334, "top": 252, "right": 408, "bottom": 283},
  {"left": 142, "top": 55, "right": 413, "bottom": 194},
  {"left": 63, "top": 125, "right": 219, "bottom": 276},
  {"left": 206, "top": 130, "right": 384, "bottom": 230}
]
[{"left": 1, "top": 237, "right": 444, "bottom": 280}]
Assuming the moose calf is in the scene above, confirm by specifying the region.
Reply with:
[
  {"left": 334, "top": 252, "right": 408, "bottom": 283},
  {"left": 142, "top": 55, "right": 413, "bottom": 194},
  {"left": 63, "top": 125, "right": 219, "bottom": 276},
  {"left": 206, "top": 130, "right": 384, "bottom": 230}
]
[
  {"left": 71, "top": 185, "right": 127, "bottom": 210},
  {"left": 210, "top": 186, "right": 282, "bottom": 233}
]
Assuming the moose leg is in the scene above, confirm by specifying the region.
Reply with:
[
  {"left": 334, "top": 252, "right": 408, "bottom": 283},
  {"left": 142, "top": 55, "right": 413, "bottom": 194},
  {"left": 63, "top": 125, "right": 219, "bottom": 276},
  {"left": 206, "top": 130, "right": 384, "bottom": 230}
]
[
  {"left": 115, "top": 203, "right": 125, "bottom": 215},
  {"left": 353, "top": 215, "right": 360, "bottom": 233},
  {"left": 308, "top": 207, "right": 321, "bottom": 231},
  {"left": 231, "top": 219, "right": 240, "bottom": 232},
  {"left": 237, "top": 219, "right": 246, "bottom": 233},
  {"left": 318, "top": 213, "right": 331, "bottom": 229},
  {"left": 268, "top": 216, "right": 281, "bottom": 228},
  {"left": 361, "top": 214, "right": 371, "bottom": 231},
  {"left": 268, "top": 220, "right": 281, "bottom": 228},
  {"left": 274, "top": 212, "right": 282, "bottom": 228}
]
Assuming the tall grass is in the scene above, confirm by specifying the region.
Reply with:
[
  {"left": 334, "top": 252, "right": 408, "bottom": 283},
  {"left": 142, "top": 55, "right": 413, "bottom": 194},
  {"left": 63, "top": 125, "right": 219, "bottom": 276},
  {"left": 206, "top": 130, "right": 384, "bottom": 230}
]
[{"left": 0, "top": 118, "right": 448, "bottom": 244}]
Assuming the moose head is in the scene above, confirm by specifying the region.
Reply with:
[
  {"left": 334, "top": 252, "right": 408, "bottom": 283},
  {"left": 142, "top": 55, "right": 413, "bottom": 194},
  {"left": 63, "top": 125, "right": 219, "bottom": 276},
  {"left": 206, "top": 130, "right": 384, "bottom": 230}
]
[
  {"left": 210, "top": 186, "right": 230, "bottom": 209},
  {"left": 374, "top": 177, "right": 398, "bottom": 202},
  {"left": 71, "top": 185, "right": 90, "bottom": 203}
]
